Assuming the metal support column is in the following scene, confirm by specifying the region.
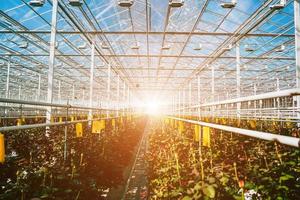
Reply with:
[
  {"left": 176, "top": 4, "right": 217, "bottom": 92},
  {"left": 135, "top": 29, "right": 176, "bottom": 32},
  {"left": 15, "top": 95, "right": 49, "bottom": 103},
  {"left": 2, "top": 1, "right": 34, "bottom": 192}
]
[
  {"left": 197, "top": 75, "right": 201, "bottom": 119},
  {"left": 236, "top": 43, "right": 241, "bottom": 120},
  {"left": 107, "top": 64, "right": 111, "bottom": 117},
  {"left": 58, "top": 80, "right": 61, "bottom": 102},
  {"left": 37, "top": 74, "right": 41, "bottom": 101},
  {"left": 189, "top": 82, "right": 192, "bottom": 116},
  {"left": 211, "top": 65, "right": 215, "bottom": 118},
  {"left": 295, "top": 0, "right": 300, "bottom": 125},
  {"left": 18, "top": 85, "right": 21, "bottom": 100},
  {"left": 46, "top": 0, "right": 58, "bottom": 129},
  {"left": 89, "top": 39, "right": 95, "bottom": 122},
  {"left": 72, "top": 84, "right": 75, "bottom": 103},
  {"left": 5, "top": 58, "right": 11, "bottom": 99},
  {"left": 117, "top": 75, "right": 120, "bottom": 117}
]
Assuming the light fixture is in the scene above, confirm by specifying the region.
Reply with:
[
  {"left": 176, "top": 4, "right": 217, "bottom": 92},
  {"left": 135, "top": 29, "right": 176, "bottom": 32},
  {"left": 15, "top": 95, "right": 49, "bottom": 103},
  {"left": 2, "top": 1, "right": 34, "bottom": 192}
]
[
  {"left": 29, "top": 0, "right": 45, "bottom": 7},
  {"left": 245, "top": 44, "right": 254, "bottom": 52},
  {"left": 270, "top": 0, "right": 286, "bottom": 10},
  {"left": 222, "top": 44, "right": 232, "bottom": 51},
  {"left": 162, "top": 45, "right": 170, "bottom": 50},
  {"left": 194, "top": 43, "right": 202, "bottom": 51},
  {"left": 169, "top": 0, "right": 184, "bottom": 7},
  {"left": 275, "top": 44, "right": 285, "bottom": 52},
  {"left": 101, "top": 43, "right": 109, "bottom": 49},
  {"left": 18, "top": 41, "right": 28, "bottom": 49},
  {"left": 69, "top": 0, "right": 82, "bottom": 6},
  {"left": 118, "top": 0, "right": 134, "bottom": 7},
  {"left": 131, "top": 43, "right": 140, "bottom": 50},
  {"left": 220, "top": 0, "right": 237, "bottom": 9},
  {"left": 78, "top": 42, "right": 87, "bottom": 49}
]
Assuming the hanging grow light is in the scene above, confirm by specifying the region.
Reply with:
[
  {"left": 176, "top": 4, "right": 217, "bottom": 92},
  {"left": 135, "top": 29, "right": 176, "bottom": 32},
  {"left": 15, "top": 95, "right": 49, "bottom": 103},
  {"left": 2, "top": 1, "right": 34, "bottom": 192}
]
[
  {"left": 118, "top": 0, "right": 134, "bottom": 7},
  {"left": 131, "top": 43, "right": 140, "bottom": 50},
  {"left": 223, "top": 44, "right": 232, "bottom": 51},
  {"left": 162, "top": 45, "right": 171, "bottom": 50},
  {"left": 270, "top": 0, "right": 286, "bottom": 10},
  {"left": 69, "top": 0, "right": 83, "bottom": 6},
  {"left": 78, "top": 42, "right": 87, "bottom": 49},
  {"left": 101, "top": 43, "right": 109, "bottom": 49},
  {"left": 169, "top": 0, "right": 184, "bottom": 7},
  {"left": 220, "top": 0, "right": 237, "bottom": 9},
  {"left": 18, "top": 41, "right": 28, "bottom": 49},
  {"left": 194, "top": 44, "right": 202, "bottom": 51},
  {"left": 275, "top": 45, "right": 285, "bottom": 52},
  {"left": 29, "top": 0, "right": 45, "bottom": 7},
  {"left": 245, "top": 44, "right": 254, "bottom": 52}
]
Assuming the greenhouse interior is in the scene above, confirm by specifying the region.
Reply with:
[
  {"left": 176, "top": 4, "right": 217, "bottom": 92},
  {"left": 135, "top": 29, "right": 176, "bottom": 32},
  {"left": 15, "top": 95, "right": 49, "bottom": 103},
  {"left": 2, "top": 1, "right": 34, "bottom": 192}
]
[{"left": 0, "top": 0, "right": 300, "bottom": 199}]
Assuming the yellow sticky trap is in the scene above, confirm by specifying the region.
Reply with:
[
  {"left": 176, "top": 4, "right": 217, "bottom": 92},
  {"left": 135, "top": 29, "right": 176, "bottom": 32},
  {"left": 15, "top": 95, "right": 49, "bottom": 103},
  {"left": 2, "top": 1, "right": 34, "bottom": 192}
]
[
  {"left": 203, "top": 127, "right": 211, "bottom": 147},
  {"left": 178, "top": 121, "right": 184, "bottom": 134},
  {"left": 76, "top": 123, "right": 83, "bottom": 137},
  {"left": 249, "top": 120, "right": 256, "bottom": 129},
  {"left": 165, "top": 118, "right": 169, "bottom": 124},
  {"left": 0, "top": 133, "right": 5, "bottom": 163},
  {"left": 59, "top": 117, "right": 63, "bottom": 123},
  {"left": 92, "top": 120, "right": 105, "bottom": 133},
  {"left": 100, "top": 119, "right": 105, "bottom": 130},
  {"left": 92, "top": 121, "right": 101, "bottom": 133},
  {"left": 70, "top": 116, "right": 74, "bottom": 122},
  {"left": 17, "top": 119, "right": 22, "bottom": 126},
  {"left": 112, "top": 119, "right": 116, "bottom": 128},
  {"left": 194, "top": 125, "right": 200, "bottom": 142}
]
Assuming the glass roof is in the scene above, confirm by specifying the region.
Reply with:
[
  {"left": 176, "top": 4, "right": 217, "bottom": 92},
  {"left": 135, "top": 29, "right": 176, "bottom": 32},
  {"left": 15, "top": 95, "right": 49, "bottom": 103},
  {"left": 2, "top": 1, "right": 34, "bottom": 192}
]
[{"left": 0, "top": 0, "right": 297, "bottom": 107}]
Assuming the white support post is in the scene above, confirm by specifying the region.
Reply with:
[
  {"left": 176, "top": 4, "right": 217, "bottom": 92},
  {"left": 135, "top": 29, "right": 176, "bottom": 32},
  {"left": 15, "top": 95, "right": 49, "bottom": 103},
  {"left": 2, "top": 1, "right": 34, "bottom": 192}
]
[
  {"left": 295, "top": 0, "right": 300, "bottom": 125},
  {"left": 117, "top": 75, "right": 120, "bottom": 117},
  {"left": 72, "top": 84, "right": 75, "bottom": 103},
  {"left": 183, "top": 90, "right": 186, "bottom": 117},
  {"left": 37, "top": 74, "right": 41, "bottom": 101},
  {"left": 178, "top": 90, "right": 181, "bottom": 117},
  {"left": 127, "top": 86, "right": 130, "bottom": 114},
  {"left": 89, "top": 39, "right": 95, "bottom": 122},
  {"left": 18, "top": 85, "right": 21, "bottom": 100},
  {"left": 189, "top": 82, "right": 192, "bottom": 116},
  {"left": 58, "top": 80, "right": 61, "bottom": 103},
  {"left": 236, "top": 43, "right": 241, "bottom": 120},
  {"left": 5, "top": 58, "right": 10, "bottom": 99},
  {"left": 211, "top": 65, "right": 215, "bottom": 118},
  {"left": 254, "top": 84, "right": 257, "bottom": 117},
  {"left": 197, "top": 75, "right": 201, "bottom": 119},
  {"left": 46, "top": 0, "right": 58, "bottom": 129},
  {"left": 123, "top": 82, "right": 126, "bottom": 116},
  {"left": 107, "top": 64, "right": 111, "bottom": 117}
]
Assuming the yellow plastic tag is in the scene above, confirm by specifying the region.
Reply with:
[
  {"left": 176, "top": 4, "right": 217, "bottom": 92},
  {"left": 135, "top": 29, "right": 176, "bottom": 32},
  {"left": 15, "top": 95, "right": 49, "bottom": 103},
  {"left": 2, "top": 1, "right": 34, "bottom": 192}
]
[
  {"left": 0, "top": 133, "right": 5, "bottom": 163},
  {"left": 203, "top": 127, "right": 211, "bottom": 147},
  {"left": 194, "top": 125, "right": 200, "bottom": 142},
  {"left": 100, "top": 119, "right": 105, "bottom": 130},
  {"left": 76, "top": 123, "right": 83, "bottom": 137},
  {"left": 112, "top": 119, "right": 116, "bottom": 128},
  {"left": 59, "top": 117, "right": 63, "bottom": 123},
  {"left": 249, "top": 120, "right": 256, "bottom": 129},
  {"left": 17, "top": 119, "right": 22, "bottom": 126},
  {"left": 70, "top": 116, "right": 74, "bottom": 122},
  {"left": 92, "top": 120, "right": 105, "bottom": 133},
  {"left": 178, "top": 121, "right": 184, "bottom": 134}
]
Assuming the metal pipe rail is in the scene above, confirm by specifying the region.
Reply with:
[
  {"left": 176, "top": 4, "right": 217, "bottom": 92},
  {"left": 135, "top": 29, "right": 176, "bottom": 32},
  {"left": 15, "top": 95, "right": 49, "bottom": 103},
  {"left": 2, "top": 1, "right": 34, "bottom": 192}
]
[
  {"left": 0, "top": 97, "right": 120, "bottom": 111},
  {"left": 0, "top": 116, "right": 120, "bottom": 132},
  {"left": 177, "top": 88, "right": 300, "bottom": 111},
  {"left": 168, "top": 116, "right": 300, "bottom": 148}
]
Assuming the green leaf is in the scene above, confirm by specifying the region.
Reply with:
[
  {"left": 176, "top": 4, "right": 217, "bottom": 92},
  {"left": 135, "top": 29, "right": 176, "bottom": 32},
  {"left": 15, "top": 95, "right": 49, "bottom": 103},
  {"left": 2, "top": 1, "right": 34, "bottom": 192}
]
[
  {"left": 203, "top": 185, "right": 216, "bottom": 199},
  {"left": 182, "top": 196, "right": 192, "bottom": 200}
]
